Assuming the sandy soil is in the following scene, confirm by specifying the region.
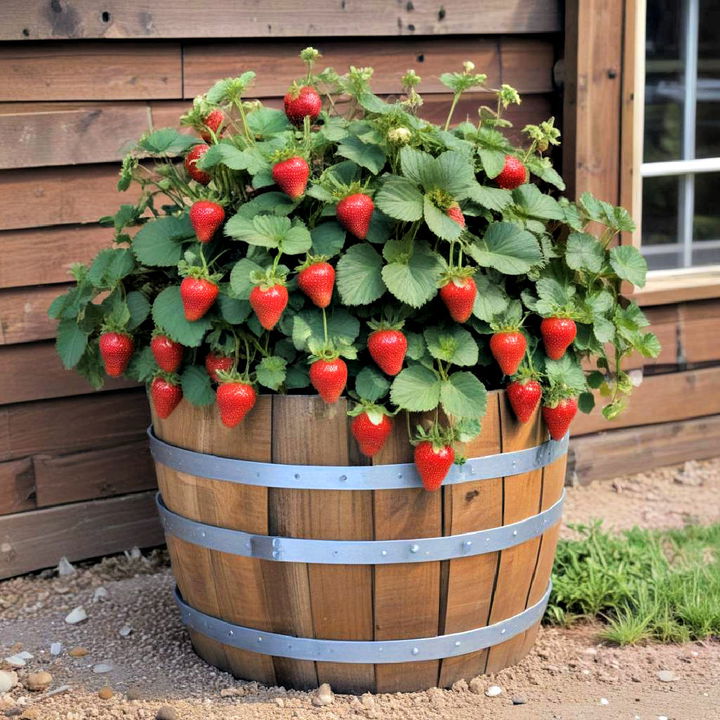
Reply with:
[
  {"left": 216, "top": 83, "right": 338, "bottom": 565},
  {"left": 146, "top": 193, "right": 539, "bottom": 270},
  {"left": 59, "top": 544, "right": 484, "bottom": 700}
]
[{"left": 1, "top": 457, "right": 719, "bottom": 720}]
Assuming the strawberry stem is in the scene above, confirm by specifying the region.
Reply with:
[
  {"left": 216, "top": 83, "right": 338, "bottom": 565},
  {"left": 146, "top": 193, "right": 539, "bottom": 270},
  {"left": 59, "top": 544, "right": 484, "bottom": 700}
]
[{"left": 322, "top": 307, "right": 329, "bottom": 344}]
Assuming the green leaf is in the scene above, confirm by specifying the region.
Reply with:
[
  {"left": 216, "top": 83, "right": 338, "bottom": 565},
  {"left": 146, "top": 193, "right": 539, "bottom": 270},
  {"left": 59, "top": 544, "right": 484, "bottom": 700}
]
[
  {"left": 246, "top": 107, "right": 293, "bottom": 136},
  {"left": 291, "top": 308, "right": 360, "bottom": 351},
  {"left": 424, "top": 326, "right": 478, "bottom": 366},
  {"left": 87, "top": 249, "right": 135, "bottom": 287},
  {"left": 225, "top": 214, "right": 289, "bottom": 248},
  {"left": 229, "top": 258, "right": 264, "bottom": 299},
  {"left": 311, "top": 222, "right": 346, "bottom": 258},
  {"left": 181, "top": 365, "right": 215, "bottom": 406},
  {"left": 132, "top": 215, "right": 193, "bottom": 267},
  {"left": 336, "top": 244, "right": 386, "bottom": 305},
  {"left": 634, "top": 332, "right": 662, "bottom": 358},
  {"left": 399, "top": 146, "right": 432, "bottom": 185},
  {"left": 609, "top": 245, "right": 648, "bottom": 288},
  {"left": 234, "top": 192, "right": 298, "bottom": 219},
  {"left": 566, "top": 232, "right": 605, "bottom": 273},
  {"left": 382, "top": 243, "right": 443, "bottom": 308},
  {"left": 478, "top": 149, "right": 506, "bottom": 178},
  {"left": 126, "top": 346, "right": 156, "bottom": 383},
  {"left": 430, "top": 151, "right": 476, "bottom": 197},
  {"left": 390, "top": 365, "right": 441, "bottom": 412},
  {"left": 285, "top": 364, "right": 310, "bottom": 389},
  {"left": 336, "top": 136, "right": 386, "bottom": 174},
  {"left": 126, "top": 291, "right": 150, "bottom": 330},
  {"left": 405, "top": 331, "right": 427, "bottom": 360},
  {"left": 466, "top": 183, "right": 513, "bottom": 212},
  {"left": 580, "top": 192, "right": 636, "bottom": 232},
  {"left": 512, "top": 184, "right": 564, "bottom": 220},
  {"left": 545, "top": 355, "right": 587, "bottom": 392},
  {"left": 593, "top": 316, "right": 615, "bottom": 343},
  {"left": 138, "top": 128, "right": 198, "bottom": 155},
  {"left": 256, "top": 355, "right": 287, "bottom": 391},
  {"left": 279, "top": 221, "right": 312, "bottom": 255},
  {"left": 525, "top": 155, "right": 566, "bottom": 190},
  {"left": 357, "top": 92, "right": 394, "bottom": 114},
  {"left": 375, "top": 176, "right": 424, "bottom": 221},
  {"left": 56, "top": 320, "right": 89, "bottom": 369},
  {"left": 152, "top": 286, "right": 212, "bottom": 347},
  {"left": 468, "top": 222, "right": 542, "bottom": 274},
  {"left": 355, "top": 366, "right": 390, "bottom": 402},
  {"left": 536, "top": 277, "right": 575, "bottom": 307},
  {"left": 472, "top": 274, "right": 510, "bottom": 322},
  {"left": 578, "top": 391, "right": 596, "bottom": 414},
  {"left": 217, "top": 293, "right": 251, "bottom": 324},
  {"left": 440, "top": 372, "right": 488, "bottom": 419},
  {"left": 423, "top": 195, "right": 463, "bottom": 241}
]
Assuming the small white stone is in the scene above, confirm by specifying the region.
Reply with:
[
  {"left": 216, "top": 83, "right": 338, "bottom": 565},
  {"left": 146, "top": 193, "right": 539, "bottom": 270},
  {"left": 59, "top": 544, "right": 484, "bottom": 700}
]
[
  {"left": 658, "top": 716, "right": 669, "bottom": 720},
  {"left": 92, "top": 587, "right": 109, "bottom": 602},
  {"left": 50, "top": 642, "right": 62, "bottom": 656},
  {"left": 312, "top": 682, "right": 334, "bottom": 706},
  {"left": 0, "top": 669, "right": 18, "bottom": 693},
  {"left": 56, "top": 556, "right": 76, "bottom": 576},
  {"left": 599, "top": 697, "right": 609, "bottom": 706},
  {"left": 17, "top": 651, "right": 33, "bottom": 660},
  {"left": 125, "top": 547, "right": 142, "bottom": 560},
  {"left": 4, "top": 655, "right": 27, "bottom": 667},
  {"left": 65, "top": 606, "right": 87, "bottom": 624},
  {"left": 118, "top": 625, "right": 133, "bottom": 637},
  {"left": 656, "top": 670, "right": 679, "bottom": 683},
  {"left": 485, "top": 685, "right": 503, "bottom": 697},
  {"left": 93, "top": 663, "right": 113, "bottom": 674}
]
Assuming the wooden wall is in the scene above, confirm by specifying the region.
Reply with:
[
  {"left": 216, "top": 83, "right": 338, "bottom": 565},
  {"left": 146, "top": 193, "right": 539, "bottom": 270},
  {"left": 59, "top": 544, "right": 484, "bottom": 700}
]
[{"left": 0, "top": 2, "right": 562, "bottom": 577}]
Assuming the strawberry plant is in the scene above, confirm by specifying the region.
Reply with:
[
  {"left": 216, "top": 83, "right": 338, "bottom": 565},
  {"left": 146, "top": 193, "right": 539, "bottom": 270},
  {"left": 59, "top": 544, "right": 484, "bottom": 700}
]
[{"left": 51, "top": 49, "right": 660, "bottom": 490}]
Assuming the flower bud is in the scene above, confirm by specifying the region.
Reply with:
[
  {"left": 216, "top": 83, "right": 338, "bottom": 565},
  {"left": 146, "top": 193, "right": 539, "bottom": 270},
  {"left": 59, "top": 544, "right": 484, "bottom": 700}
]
[{"left": 388, "top": 127, "right": 412, "bottom": 144}]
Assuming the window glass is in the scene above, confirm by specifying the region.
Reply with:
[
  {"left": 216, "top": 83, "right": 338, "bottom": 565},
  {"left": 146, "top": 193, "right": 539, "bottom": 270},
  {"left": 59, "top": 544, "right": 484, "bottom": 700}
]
[{"left": 696, "top": 0, "right": 720, "bottom": 159}]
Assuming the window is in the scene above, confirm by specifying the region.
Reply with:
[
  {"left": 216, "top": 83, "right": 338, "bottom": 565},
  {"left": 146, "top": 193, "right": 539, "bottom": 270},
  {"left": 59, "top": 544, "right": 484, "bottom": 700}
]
[{"left": 642, "top": 0, "right": 720, "bottom": 271}]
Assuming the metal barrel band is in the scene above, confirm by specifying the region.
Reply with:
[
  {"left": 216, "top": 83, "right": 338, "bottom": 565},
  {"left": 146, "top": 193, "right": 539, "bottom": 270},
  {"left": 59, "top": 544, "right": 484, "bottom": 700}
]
[
  {"left": 148, "top": 427, "right": 568, "bottom": 491},
  {"left": 157, "top": 490, "right": 564, "bottom": 565},
  {"left": 174, "top": 582, "right": 551, "bottom": 664}
]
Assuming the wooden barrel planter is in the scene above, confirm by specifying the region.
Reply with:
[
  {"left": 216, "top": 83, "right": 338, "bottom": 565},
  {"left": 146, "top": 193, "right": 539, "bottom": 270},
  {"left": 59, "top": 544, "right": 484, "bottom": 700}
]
[{"left": 150, "top": 390, "right": 568, "bottom": 694}]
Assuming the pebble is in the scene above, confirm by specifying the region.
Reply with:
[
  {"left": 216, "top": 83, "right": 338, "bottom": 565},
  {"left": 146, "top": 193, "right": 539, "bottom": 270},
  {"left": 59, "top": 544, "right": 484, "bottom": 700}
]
[
  {"left": 3, "top": 657, "right": 26, "bottom": 668},
  {"left": 92, "top": 587, "right": 109, "bottom": 603},
  {"left": 24, "top": 672, "right": 52, "bottom": 692},
  {"left": 50, "top": 643, "right": 62, "bottom": 656},
  {"left": 511, "top": 695, "right": 527, "bottom": 705},
  {"left": 656, "top": 670, "right": 679, "bottom": 683},
  {"left": 312, "top": 683, "right": 334, "bottom": 706},
  {"left": 0, "top": 670, "right": 18, "bottom": 693},
  {"left": 56, "top": 557, "right": 76, "bottom": 576},
  {"left": 118, "top": 625, "right": 133, "bottom": 637},
  {"left": 360, "top": 694, "right": 375, "bottom": 709},
  {"left": 451, "top": 679, "right": 468, "bottom": 692},
  {"left": 64, "top": 607, "right": 87, "bottom": 625},
  {"left": 468, "top": 677, "right": 484, "bottom": 695},
  {"left": 92, "top": 663, "right": 113, "bottom": 674},
  {"left": 155, "top": 706, "right": 178, "bottom": 720},
  {"left": 126, "top": 687, "right": 142, "bottom": 701},
  {"left": 68, "top": 647, "right": 88, "bottom": 658},
  {"left": 599, "top": 697, "right": 609, "bottom": 705},
  {"left": 485, "top": 685, "right": 503, "bottom": 697},
  {"left": 658, "top": 717, "right": 669, "bottom": 720},
  {"left": 98, "top": 686, "right": 113, "bottom": 700}
]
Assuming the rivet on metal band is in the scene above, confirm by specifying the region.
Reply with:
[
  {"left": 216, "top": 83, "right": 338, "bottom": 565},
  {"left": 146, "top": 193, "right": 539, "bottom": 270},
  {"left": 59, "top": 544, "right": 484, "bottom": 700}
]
[
  {"left": 148, "top": 427, "right": 568, "bottom": 491},
  {"left": 174, "top": 582, "right": 552, "bottom": 664},
  {"left": 157, "top": 491, "right": 564, "bottom": 565}
]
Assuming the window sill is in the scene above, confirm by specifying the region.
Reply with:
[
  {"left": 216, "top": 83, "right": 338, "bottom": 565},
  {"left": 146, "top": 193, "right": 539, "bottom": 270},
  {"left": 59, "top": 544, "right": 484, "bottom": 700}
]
[{"left": 631, "top": 267, "right": 720, "bottom": 306}]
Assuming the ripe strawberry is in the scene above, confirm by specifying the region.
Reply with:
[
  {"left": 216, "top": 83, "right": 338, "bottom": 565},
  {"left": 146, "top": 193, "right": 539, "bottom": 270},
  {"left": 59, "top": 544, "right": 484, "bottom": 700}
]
[
  {"left": 249, "top": 284, "right": 288, "bottom": 330},
  {"left": 272, "top": 156, "right": 310, "bottom": 199},
  {"left": 150, "top": 377, "right": 183, "bottom": 419},
  {"left": 351, "top": 412, "right": 393, "bottom": 457},
  {"left": 151, "top": 334, "right": 183, "bottom": 373},
  {"left": 446, "top": 203, "right": 465, "bottom": 228},
  {"left": 506, "top": 379, "right": 542, "bottom": 423},
  {"left": 542, "top": 397, "right": 578, "bottom": 440},
  {"left": 184, "top": 144, "right": 211, "bottom": 185},
  {"left": 540, "top": 317, "right": 577, "bottom": 360},
  {"left": 189, "top": 201, "right": 225, "bottom": 243},
  {"left": 336, "top": 193, "right": 374, "bottom": 240},
  {"left": 180, "top": 277, "right": 218, "bottom": 321},
  {"left": 216, "top": 381, "right": 257, "bottom": 428},
  {"left": 99, "top": 332, "right": 134, "bottom": 377},
  {"left": 496, "top": 155, "right": 527, "bottom": 190},
  {"left": 439, "top": 277, "right": 477, "bottom": 323},
  {"left": 368, "top": 329, "right": 407, "bottom": 376},
  {"left": 199, "top": 109, "right": 225, "bottom": 142},
  {"left": 414, "top": 441, "right": 455, "bottom": 492},
  {"left": 309, "top": 358, "right": 348, "bottom": 404},
  {"left": 490, "top": 331, "right": 527, "bottom": 376},
  {"left": 205, "top": 352, "right": 234, "bottom": 382},
  {"left": 297, "top": 262, "right": 334, "bottom": 308},
  {"left": 283, "top": 85, "right": 322, "bottom": 125}
]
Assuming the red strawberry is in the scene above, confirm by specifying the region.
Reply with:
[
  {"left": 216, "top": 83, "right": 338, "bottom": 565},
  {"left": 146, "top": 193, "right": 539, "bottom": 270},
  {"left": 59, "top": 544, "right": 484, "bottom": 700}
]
[
  {"left": 439, "top": 277, "right": 477, "bottom": 323},
  {"left": 542, "top": 397, "right": 578, "bottom": 440},
  {"left": 368, "top": 329, "right": 407, "bottom": 376},
  {"left": 283, "top": 85, "right": 322, "bottom": 125},
  {"left": 336, "top": 193, "right": 374, "bottom": 240},
  {"left": 496, "top": 155, "right": 527, "bottom": 190},
  {"left": 216, "top": 381, "right": 257, "bottom": 428},
  {"left": 205, "top": 352, "right": 234, "bottom": 382},
  {"left": 272, "top": 156, "right": 310, "bottom": 199},
  {"left": 184, "top": 144, "right": 211, "bottom": 185},
  {"left": 414, "top": 441, "right": 455, "bottom": 492},
  {"left": 309, "top": 358, "right": 348, "bottom": 404},
  {"left": 351, "top": 412, "right": 393, "bottom": 457},
  {"left": 297, "top": 262, "right": 334, "bottom": 308},
  {"left": 99, "top": 332, "right": 134, "bottom": 377},
  {"left": 180, "top": 277, "right": 218, "bottom": 321},
  {"left": 540, "top": 317, "right": 577, "bottom": 360},
  {"left": 506, "top": 379, "right": 542, "bottom": 423},
  {"left": 189, "top": 201, "right": 225, "bottom": 243},
  {"left": 249, "top": 284, "right": 288, "bottom": 330},
  {"left": 446, "top": 203, "right": 465, "bottom": 228},
  {"left": 489, "top": 331, "right": 527, "bottom": 376},
  {"left": 199, "top": 109, "right": 225, "bottom": 142},
  {"left": 151, "top": 334, "right": 183, "bottom": 373},
  {"left": 150, "top": 377, "right": 183, "bottom": 419}
]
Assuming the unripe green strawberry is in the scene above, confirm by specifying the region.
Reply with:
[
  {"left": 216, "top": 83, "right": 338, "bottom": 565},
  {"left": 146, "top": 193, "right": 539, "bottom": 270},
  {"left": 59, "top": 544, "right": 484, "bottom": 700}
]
[
  {"left": 496, "top": 155, "right": 527, "bottom": 189},
  {"left": 414, "top": 441, "right": 455, "bottom": 492},
  {"left": 151, "top": 334, "right": 183, "bottom": 373},
  {"left": 490, "top": 331, "right": 527, "bottom": 376},
  {"left": 189, "top": 201, "right": 225, "bottom": 243},
  {"left": 309, "top": 358, "right": 348, "bottom": 404},
  {"left": 297, "top": 262, "right": 334, "bottom": 308},
  {"left": 199, "top": 109, "right": 226, "bottom": 142},
  {"left": 351, "top": 412, "right": 393, "bottom": 457},
  {"left": 368, "top": 329, "right": 407, "bottom": 376},
  {"left": 249, "top": 284, "right": 288, "bottom": 330},
  {"left": 283, "top": 85, "right": 322, "bottom": 125},
  {"left": 540, "top": 317, "right": 577, "bottom": 360},
  {"left": 180, "top": 277, "right": 218, "bottom": 321},
  {"left": 217, "top": 381, "right": 257, "bottom": 428},
  {"left": 542, "top": 397, "right": 578, "bottom": 440},
  {"left": 184, "top": 144, "right": 211, "bottom": 185},
  {"left": 506, "top": 379, "right": 542, "bottom": 423},
  {"left": 150, "top": 377, "right": 183, "bottom": 419},
  {"left": 336, "top": 193, "right": 374, "bottom": 239},
  {"left": 272, "top": 156, "right": 310, "bottom": 199},
  {"left": 205, "top": 352, "right": 234, "bottom": 382},
  {"left": 439, "top": 276, "right": 477, "bottom": 323},
  {"left": 99, "top": 332, "right": 134, "bottom": 377}
]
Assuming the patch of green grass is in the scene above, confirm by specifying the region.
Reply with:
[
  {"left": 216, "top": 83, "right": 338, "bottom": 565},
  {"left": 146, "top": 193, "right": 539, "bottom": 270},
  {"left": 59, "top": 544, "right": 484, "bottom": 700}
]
[{"left": 546, "top": 521, "right": 720, "bottom": 645}]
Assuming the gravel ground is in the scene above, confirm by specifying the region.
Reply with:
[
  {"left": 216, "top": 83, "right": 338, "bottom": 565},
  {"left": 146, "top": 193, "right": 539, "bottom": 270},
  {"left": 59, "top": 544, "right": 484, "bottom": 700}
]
[{"left": 1, "top": 457, "right": 719, "bottom": 720}]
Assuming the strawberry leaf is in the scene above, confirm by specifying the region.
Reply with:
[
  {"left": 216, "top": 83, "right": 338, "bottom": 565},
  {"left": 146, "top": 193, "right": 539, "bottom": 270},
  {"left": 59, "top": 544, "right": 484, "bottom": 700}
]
[
  {"left": 138, "top": 128, "right": 198, "bottom": 155},
  {"left": 246, "top": 108, "right": 292, "bottom": 136},
  {"left": 424, "top": 326, "right": 479, "bottom": 367},
  {"left": 291, "top": 308, "right": 360, "bottom": 351},
  {"left": 468, "top": 222, "right": 542, "bottom": 274},
  {"left": 311, "top": 222, "right": 346, "bottom": 258},
  {"left": 355, "top": 366, "right": 390, "bottom": 402},
  {"left": 229, "top": 259, "right": 264, "bottom": 299},
  {"left": 234, "top": 192, "right": 298, "bottom": 219},
  {"left": 512, "top": 184, "right": 564, "bottom": 221},
  {"left": 565, "top": 232, "right": 605, "bottom": 273},
  {"left": 465, "top": 183, "right": 513, "bottom": 212},
  {"left": 390, "top": 365, "right": 441, "bottom": 412},
  {"left": 440, "top": 372, "right": 488, "bottom": 419},
  {"left": 217, "top": 293, "right": 251, "bottom": 324},
  {"left": 336, "top": 244, "right": 386, "bottom": 305},
  {"left": 181, "top": 365, "right": 215, "bottom": 406},
  {"left": 56, "top": 320, "right": 89, "bottom": 369},
  {"left": 256, "top": 356, "right": 287, "bottom": 391},
  {"left": 336, "top": 136, "right": 386, "bottom": 174},
  {"left": 578, "top": 391, "right": 596, "bottom": 414},
  {"left": 472, "top": 274, "right": 510, "bottom": 322},
  {"left": 382, "top": 243, "right": 444, "bottom": 308},
  {"left": 88, "top": 249, "right": 135, "bottom": 287},
  {"left": 609, "top": 245, "right": 648, "bottom": 288},
  {"left": 423, "top": 196, "right": 463, "bottom": 241},
  {"left": 375, "top": 177, "right": 424, "bottom": 221},
  {"left": 152, "top": 286, "right": 212, "bottom": 347},
  {"left": 132, "top": 215, "right": 193, "bottom": 267},
  {"left": 126, "top": 291, "right": 151, "bottom": 330},
  {"left": 126, "top": 346, "right": 156, "bottom": 383},
  {"left": 545, "top": 355, "right": 587, "bottom": 392},
  {"left": 478, "top": 149, "right": 506, "bottom": 178}
]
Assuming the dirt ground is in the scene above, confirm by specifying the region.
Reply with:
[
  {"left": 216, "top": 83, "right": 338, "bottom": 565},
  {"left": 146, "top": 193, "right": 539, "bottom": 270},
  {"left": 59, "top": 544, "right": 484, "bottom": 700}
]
[{"left": 1, "top": 457, "right": 719, "bottom": 720}]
